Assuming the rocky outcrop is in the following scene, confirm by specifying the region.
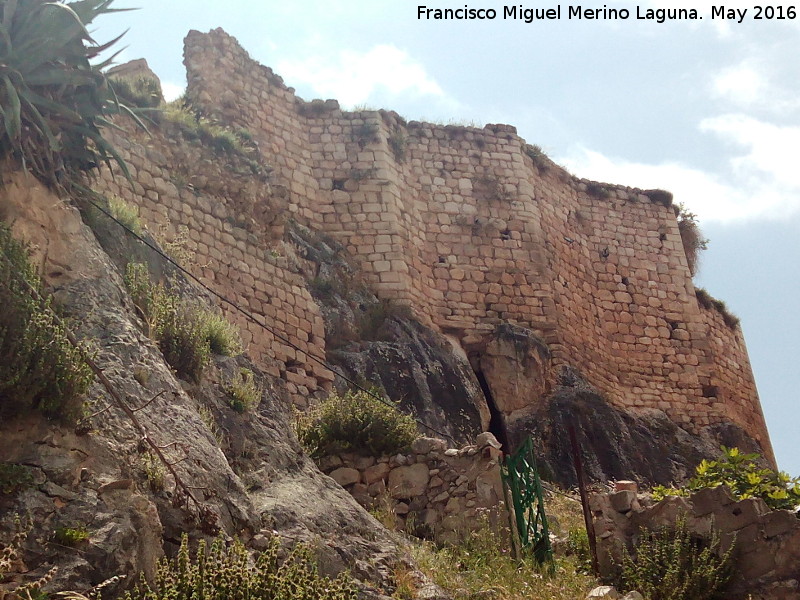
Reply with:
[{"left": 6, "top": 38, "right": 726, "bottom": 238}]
[
  {"left": 287, "top": 221, "right": 489, "bottom": 443},
  {"left": 0, "top": 173, "right": 432, "bottom": 598},
  {"left": 513, "top": 383, "right": 762, "bottom": 488}
]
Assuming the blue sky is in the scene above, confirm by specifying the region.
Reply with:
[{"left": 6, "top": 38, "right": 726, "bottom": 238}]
[{"left": 97, "top": 0, "right": 799, "bottom": 476}]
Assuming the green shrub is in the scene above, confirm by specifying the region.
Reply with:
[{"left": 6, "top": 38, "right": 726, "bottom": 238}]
[
  {"left": 675, "top": 204, "right": 709, "bottom": 277},
  {"left": 123, "top": 263, "right": 243, "bottom": 382},
  {"left": 619, "top": 516, "right": 733, "bottom": 600},
  {"left": 0, "top": 463, "right": 33, "bottom": 494},
  {"left": 53, "top": 526, "right": 89, "bottom": 547},
  {"left": 0, "top": 0, "right": 136, "bottom": 192},
  {"left": 107, "top": 195, "right": 143, "bottom": 235},
  {"left": 123, "top": 534, "right": 357, "bottom": 600},
  {"left": 225, "top": 368, "right": 261, "bottom": 413},
  {"left": 0, "top": 225, "right": 94, "bottom": 421},
  {"left": 652, "top": 446, "right": 800, "bottom": 511},
  {"left": 565, "top": 528, "right": 592, "bottom": 573},
  {"left": 296, "top": 389, "right": 417, "bottom": 457},
  {"left": 141, "top": 452, "right": 165, "bottom": 492},
  {"left": 202, "top": 311, "right": 243, "bottom": 356}
]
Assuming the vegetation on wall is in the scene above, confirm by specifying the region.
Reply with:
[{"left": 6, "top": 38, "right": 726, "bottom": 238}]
[
  {"left": 675, "top": 204, "right": 709, "bottom": 277},
  {"left": 652, "top": 446, "right": 800, "bottom": 511},
  {"left": 296, "top": 389, "right": 417, "bottom": 457},
  {"left": 695, "top": 288, "right": 740, "bottom": 329},
  {"left": 0, "top": 225, "right": 94, "bottom": 421},
  {"left": 159, "top": 101, "right": 264, "bottom": 173},
  {"left": 0, "top": 463, "right": 33, "bottom": 494},
  {"left": 0, "top": 0, "right": 137, "bottom": 192},
  {"left": 619, "top": 516, "right": 733, "bottom": 600},
  {"left": 123, "top": 262, "right": 242, "bottom": 382},
  {"left": 123, "top": 534, "right": 357, "bottom": 600},
  {"left": 110, "top": 74, "right": 163, "bottom": 109}
]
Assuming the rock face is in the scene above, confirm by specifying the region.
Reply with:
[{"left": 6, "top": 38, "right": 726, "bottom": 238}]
[
  {"left": 514, "top": 384, "right": 763, "bottom": 488},
  {"left": 480, "top": 324, "right": 552, "bottom": 416},
  {"left": 0, "top": 173, "right": 430, "bottom": 598}
]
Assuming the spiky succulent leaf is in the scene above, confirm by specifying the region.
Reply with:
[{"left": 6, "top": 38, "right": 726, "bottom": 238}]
[{"left": 0, "top": 0, "right": 139, "bottom": 192}]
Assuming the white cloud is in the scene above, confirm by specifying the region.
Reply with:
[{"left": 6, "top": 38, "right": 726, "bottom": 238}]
[
  {"left": 161, "top": 81, "right": 185, "bottom": 102},
  {"left": 711, "top": 60, "right": 800, "bottom": 113},
  {"left": 700, "top": 114, "right": 800, "bottom": 189},
  {"left": 277, "top": 45, "right": 450, "bottom": 107},
  {"left": 559, "top": 114, "right": 800, "bottom": 223},
  {"left": 712, "top": 62, "right": 766, "bottom": 105}
]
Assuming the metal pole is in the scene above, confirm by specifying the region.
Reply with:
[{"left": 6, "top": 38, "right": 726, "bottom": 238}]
[
  {"left": 501, "top": 457, "right": 523, "bottom": 562},
  {"left": 568, "top": 424, "right": 599, "bottom": 576}
]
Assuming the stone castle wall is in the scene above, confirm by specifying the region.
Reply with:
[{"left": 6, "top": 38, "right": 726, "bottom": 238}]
[
  {"left": 94, "top": 119, "right": 333, "bottom": 400},
  {"left": 95, "top": 28, "right": 772, "bottom": 463},
  {"left": 177, "top": 29, "right": 772, "bottom": 461}
]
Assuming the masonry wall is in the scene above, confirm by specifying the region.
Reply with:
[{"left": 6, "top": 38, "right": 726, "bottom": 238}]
[
  {"left": 101, "top": 28, "right": 772, "bottom": 463},
  {"left": 94, "top": 119, "right": 333, "bottom": 401},
  {"left": 316, "top": 434, "right": 506, "bottom": 544}
]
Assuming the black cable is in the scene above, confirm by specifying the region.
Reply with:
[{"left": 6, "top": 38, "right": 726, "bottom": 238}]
[{"left": 82, "top": 191, "right": 459, "bottom": 444}]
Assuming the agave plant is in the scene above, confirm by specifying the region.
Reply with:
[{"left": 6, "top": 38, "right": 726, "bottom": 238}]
[{"left": 0, "top": 0, "right": 137, "bottom": 191}]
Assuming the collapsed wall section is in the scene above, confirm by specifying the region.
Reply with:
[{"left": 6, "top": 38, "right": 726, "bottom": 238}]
[{"left": 143, "top": 28, "right": 771, "bottom": 462}]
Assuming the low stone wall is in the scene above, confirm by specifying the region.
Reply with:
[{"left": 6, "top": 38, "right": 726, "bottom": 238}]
[
  {"left": 316, "top": 433, "right": 506, "bottom": 543},
  {"left": 591, "top": 485, "right": 800, "bottom": 600}
]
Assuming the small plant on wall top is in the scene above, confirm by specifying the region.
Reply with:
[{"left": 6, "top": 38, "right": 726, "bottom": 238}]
[
  {"left": 652, "top": 446, "right": 800, "bottom": 511},
  {"left": 675, "top": 203, "right": 709, "bottom": 277}
]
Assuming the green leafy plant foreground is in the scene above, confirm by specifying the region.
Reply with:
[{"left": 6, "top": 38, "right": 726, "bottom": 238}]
[
  {"left": 0, "top": 225, "right": 93, "bottom": 420},
  {"left": 296, "top": 389, "right": 417, "bottom": 457},
  {"left": 0, "top": 0, "right": 136, "bottom": 192},
  {"left": 620, "top": 516, "right": 733, "bottom": 600},
  {"left": 124, "top": 534, "right": 357, "bottom": 600},
  {"left": 653, "top": 446, "right": 800, "bottom": 511}
]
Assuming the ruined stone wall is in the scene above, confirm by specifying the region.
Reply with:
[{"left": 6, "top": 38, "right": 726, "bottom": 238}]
[
  {"left": 591, "top": 485, "right": 800, "bottom": 599},
  {"left": 100, "top": 28, "right": 772, "bottom": 463},
  {"left": 316, "top": 434, "right": 506, "bottom": 544}
]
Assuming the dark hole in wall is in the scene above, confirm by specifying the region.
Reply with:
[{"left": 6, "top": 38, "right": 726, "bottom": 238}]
[{"left": 474, "top": 368, "right": 510, "bottom": 452}]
